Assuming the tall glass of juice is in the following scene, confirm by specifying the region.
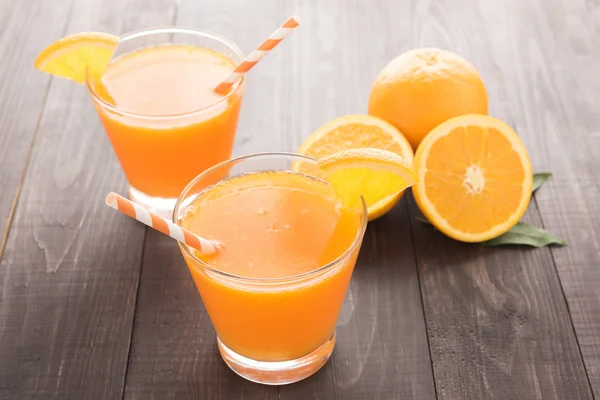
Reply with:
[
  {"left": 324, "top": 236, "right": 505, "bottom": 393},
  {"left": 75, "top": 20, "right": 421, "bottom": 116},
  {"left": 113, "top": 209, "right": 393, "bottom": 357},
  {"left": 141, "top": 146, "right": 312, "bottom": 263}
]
[
  {"left": 173, "top": 153, "right": 367, "bottom": 385},
  {"left": 87, "top": 27, "right": 245, "bottom": 214}
]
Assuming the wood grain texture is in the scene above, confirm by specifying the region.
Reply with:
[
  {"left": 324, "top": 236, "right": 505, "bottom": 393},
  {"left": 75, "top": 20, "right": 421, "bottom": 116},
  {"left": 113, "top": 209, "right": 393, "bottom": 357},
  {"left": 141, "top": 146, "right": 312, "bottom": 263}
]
[
  {"left": 407, "top": 0, "right": 595, "bottom": 398},
  {"left": 0, "top": 0, "right": 174, "bottom": 398},
  {"left": 411, "top": 203, "right": 592, "bottom": 400},
  {"left": 121, "top": 3, "right": 279, "bottom": 399},
  {"left": 280, "top": 1, "right": 438, "bottom": 397},
  {"left": 1, "top": 0, "right": 599, "bottom": 398},
  {"left": 279, "top": 206, "right": 436, "bottom": 400},
  {"left": 477, "top": 0, "right": 600, "bottom": 395},
  {"left": 0, "top": 0, "right": 71, "bottom": 258},
  {"left": 123, "top": 232, "right": 279, "bottom": 400},
  {"left": 124, "top": 0, "right": 436, "bottom": 399}
]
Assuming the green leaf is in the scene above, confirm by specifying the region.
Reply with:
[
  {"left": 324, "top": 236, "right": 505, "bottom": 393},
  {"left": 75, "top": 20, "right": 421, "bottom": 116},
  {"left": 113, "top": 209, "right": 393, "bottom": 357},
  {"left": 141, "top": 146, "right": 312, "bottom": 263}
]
[
  {"left": 415, "top": 216, "right": 431, "bottom": 225},
  {"left": 415, "top": 215, "right": 439, "bottom": 231},
  {"left": 482, "top": 222, "right": 566, "bottom": 248},
  {"left": 532, "top": 172, "right": 552, "bottom": 192}
]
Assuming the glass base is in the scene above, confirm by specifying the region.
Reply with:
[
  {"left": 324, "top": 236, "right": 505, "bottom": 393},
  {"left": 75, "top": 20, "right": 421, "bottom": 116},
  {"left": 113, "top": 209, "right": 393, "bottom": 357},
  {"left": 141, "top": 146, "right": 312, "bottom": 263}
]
[
  {"left": 218, "top": 332, "right": 336, "bottom": 385},
  {"left": 128, "top": 185, "right": 177, "bottom": 218}
]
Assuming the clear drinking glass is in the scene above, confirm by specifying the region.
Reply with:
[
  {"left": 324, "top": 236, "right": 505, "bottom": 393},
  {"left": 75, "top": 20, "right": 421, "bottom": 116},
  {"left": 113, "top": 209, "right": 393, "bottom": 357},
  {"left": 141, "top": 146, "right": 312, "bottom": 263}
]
[
  {"left": 87, "top": 27, "right": 245, "bottom": 215},
  {"left": 173, "top": 153, "right": 367, "bottom": 385}
]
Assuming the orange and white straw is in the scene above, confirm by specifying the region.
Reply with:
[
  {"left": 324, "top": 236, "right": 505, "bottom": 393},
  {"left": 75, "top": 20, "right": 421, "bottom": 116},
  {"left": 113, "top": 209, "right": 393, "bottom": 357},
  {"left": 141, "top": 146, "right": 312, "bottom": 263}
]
[
  {"left": 105, "top": 192, "right": 216, "bottom": 255},
  {"left": 214, "top": 15, "right": 301, "bottom": 95}
]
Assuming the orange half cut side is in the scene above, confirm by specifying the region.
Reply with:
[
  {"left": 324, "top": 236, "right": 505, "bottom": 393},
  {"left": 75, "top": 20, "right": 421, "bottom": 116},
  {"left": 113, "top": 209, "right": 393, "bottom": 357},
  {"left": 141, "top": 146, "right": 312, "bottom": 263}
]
[{"left": 412, "top": 114, "right": 533, "bottom": 242}]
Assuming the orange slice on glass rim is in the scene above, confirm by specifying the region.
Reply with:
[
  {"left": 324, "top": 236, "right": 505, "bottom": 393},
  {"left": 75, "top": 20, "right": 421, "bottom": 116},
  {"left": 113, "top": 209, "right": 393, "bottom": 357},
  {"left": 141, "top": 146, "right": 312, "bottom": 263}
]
[
  {"left": 34, "top": 32, "right": 118, "bottom": 84},
  {"left": 298, "top": 114, "right": 414, "bottom": 220},
  {"left": 317, "top": 148, "right": 418, "bottom": 211}
]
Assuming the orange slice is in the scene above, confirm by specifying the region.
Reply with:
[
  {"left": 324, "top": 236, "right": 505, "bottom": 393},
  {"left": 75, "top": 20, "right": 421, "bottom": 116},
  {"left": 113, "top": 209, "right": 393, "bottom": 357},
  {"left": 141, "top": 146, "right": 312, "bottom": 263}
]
[
  {"left": 298, "top": 114, "right": 414, "bottom": 220},
  {"left": 34, "top": 32, "right": 118, "bottom": 84},
  {"left": 317, "top": 148, "right": 418, "bottom": 211},
  {"left": 412, "top": 114, "right": 533, "bottom": 242}
]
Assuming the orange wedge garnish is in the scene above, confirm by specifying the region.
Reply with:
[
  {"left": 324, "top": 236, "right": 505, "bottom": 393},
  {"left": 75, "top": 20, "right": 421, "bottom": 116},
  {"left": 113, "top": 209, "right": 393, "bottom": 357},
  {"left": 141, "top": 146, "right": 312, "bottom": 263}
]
[
  {"left": 297, "top": 114, "right": 414, "bottom": 220},
  {"left": 34, "top": 32, "right": 118, "bottom": 84},
  {"left": 317, "top": 148, "right": 418, "bottom": 210}
]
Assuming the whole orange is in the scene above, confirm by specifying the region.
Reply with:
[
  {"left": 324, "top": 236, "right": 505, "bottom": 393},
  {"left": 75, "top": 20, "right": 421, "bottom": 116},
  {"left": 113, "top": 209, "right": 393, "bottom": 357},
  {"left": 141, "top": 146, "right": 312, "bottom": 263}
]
[{"left": 368, "top": 48, "right": 488, "bottom": 150}]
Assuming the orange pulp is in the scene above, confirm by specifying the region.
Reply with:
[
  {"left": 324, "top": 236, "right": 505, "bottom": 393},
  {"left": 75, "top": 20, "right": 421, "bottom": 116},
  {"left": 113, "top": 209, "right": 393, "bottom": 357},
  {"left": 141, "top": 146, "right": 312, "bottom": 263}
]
[
  {"left": 179, "top": 171, "right": 364, "bottom": 361},
  {"left": 90, "top": 45, "right": 243, "bottom": 198}
]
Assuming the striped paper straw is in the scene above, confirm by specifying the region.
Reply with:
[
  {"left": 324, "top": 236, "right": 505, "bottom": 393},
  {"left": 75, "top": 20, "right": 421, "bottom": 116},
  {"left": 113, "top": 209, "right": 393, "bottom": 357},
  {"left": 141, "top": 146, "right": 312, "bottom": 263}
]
[
  {"left": 105, "top": 192, "right": 216, "bottom": 255},
  {"left": 214, "top": 15, "right": 301, "bottom": 95}
]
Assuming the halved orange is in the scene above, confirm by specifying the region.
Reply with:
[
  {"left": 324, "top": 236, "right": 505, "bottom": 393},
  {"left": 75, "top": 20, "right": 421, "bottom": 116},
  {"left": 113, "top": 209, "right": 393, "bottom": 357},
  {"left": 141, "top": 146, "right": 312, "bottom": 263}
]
[
  {"left": 298, "top": 114, "right": 414, "bottom": 220},
  {"left": 413, "top": 114, "right": 533, "bottom": 242},
  {"left": 34, "top": 32, "right": 118, "bottom": 84},
  {"left": 317, "top": 148, "right": 418, "bottom": 211}
]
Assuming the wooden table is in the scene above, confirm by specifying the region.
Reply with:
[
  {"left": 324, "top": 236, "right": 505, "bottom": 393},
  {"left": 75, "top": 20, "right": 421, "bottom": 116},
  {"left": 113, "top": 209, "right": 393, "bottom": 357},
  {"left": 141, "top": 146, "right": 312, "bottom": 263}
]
[{"left": 1, "top": 0, "right": 599, "bottom": 398}]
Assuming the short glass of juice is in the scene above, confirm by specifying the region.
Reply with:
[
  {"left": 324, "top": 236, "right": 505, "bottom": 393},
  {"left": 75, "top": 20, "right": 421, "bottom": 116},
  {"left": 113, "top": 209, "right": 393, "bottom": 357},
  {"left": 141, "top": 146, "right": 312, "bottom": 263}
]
[
  {"left": 173, "top": 153, "right": 367, "bottom": 385},
  {"left": 87, "top": 27, "right": 245, "bottom": 214}
]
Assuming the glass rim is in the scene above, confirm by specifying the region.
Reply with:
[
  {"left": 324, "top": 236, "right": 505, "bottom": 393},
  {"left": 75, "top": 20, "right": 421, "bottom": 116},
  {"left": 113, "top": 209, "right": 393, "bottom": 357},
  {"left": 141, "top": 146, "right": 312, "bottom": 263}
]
[
  {"left": 173, "top": 152, "right": 368, "bottom": 284},
  {"left": 85, "top": 26, "right": 246, "bottom": 120}
]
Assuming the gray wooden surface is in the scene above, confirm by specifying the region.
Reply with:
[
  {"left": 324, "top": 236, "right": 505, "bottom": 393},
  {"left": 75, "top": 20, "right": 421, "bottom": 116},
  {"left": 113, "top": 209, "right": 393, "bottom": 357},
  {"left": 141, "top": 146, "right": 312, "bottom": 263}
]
[{"left": 0, "top": 0, "right": 598, "bottom": 399}]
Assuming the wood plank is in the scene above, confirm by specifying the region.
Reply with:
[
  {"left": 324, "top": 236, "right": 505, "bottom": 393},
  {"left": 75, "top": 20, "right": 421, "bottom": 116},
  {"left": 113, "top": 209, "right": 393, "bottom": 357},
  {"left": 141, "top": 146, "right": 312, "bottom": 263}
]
[
  {"left": 476, "top": 0, "right": 600, "bottom": 394},
  {"left": 124, "top": 0, "right": 436, "bottom": 398},
  {"left": 123, "top": 232, "right": 279, "bottom": 400},
  {"left": 0, "top": 0, "right": 71, "bottom": 258},
  {"left": 121, "top": 2, "right": 279, "bottom": 398},
  {"left": 408, "top": 0, "right": 594, "bottom": 398},
  {"left": 411, "top": 202, "right": 592, "bottom": 399},
  {"left": 0, "top": 0, "right": 174, "bottom": 398},
  {"left": 281, "top": 1, "right": 437, "bottom": 396},
  {"left": 280, "top": 205, "right": 437, "bottom": 400}
]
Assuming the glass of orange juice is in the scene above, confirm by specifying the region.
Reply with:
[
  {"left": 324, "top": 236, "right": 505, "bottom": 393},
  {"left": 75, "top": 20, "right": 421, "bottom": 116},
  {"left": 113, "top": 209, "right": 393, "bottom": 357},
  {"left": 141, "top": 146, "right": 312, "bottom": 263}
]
[
  {"left": 173, "top": 153, "right": 367, "bottom": 384},
  {"left": 87, "top": 27, "right": 245, "bottom": 214}
]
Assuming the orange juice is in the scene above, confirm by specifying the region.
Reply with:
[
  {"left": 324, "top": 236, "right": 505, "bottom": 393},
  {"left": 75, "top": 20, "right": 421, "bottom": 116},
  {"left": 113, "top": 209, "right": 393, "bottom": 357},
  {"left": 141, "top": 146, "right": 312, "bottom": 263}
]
[
  {"left": 179, "top": 170, "right": 364, "bottom": 362},
  {"left": 90, "top": 44, "right": 244, "bottom": 200}
]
